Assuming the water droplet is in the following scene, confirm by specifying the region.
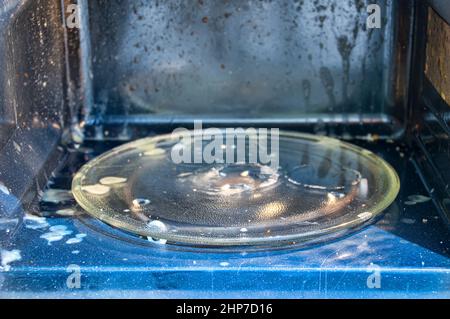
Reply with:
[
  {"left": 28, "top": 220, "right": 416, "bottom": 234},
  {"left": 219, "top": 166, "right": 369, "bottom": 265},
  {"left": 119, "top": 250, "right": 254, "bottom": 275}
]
[
  {"left": 147, "top": 220, "right": 167, "bottom": 233},
  {"left": 146, "top": 220, "right": 168, "bottom": 244}
]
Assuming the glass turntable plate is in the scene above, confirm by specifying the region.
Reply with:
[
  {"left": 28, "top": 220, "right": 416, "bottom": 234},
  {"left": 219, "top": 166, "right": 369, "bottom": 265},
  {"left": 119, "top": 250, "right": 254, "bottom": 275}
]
[{"left": 72, "top": 131, "right": 400, "bottom": 247}]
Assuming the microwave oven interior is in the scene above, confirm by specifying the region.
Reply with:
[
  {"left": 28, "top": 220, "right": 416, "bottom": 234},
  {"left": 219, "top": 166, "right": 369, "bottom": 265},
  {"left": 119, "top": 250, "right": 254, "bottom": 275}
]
[{"left": 0, "top": 0, "right": 449, "bottom": 298}]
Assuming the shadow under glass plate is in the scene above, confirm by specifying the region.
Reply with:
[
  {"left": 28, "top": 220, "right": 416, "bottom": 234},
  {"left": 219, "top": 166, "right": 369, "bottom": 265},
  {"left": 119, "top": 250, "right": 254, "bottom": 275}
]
[{"left": 72, "top": 131, "right": 400, "bottom": 247}]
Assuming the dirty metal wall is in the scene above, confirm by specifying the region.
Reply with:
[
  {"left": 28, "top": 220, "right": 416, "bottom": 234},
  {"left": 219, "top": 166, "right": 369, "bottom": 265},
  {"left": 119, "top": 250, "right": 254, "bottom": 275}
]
[
  {"left": 425, "top": 7, "right": 450, "bottom": 105},
  {"left": 85, "top": 0, "right": 408, "bottom": 125}
]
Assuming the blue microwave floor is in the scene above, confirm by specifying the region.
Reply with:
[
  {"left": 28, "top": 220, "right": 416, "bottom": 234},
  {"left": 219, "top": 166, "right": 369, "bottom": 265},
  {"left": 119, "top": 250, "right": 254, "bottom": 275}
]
[{"left": 0, "top": 140, "right": 449, "bottom": 298}]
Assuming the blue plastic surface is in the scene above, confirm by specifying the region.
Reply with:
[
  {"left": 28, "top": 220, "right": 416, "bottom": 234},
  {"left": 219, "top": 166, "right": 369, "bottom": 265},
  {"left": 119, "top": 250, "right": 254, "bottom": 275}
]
[{"left": 0, "top": 142, "right": 449, "bottom": 299}]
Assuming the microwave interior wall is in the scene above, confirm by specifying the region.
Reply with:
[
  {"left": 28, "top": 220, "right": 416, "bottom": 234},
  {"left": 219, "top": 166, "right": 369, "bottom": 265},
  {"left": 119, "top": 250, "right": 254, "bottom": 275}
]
[{"left": 81, "top": 0, "right": 411, "bottom": 139}]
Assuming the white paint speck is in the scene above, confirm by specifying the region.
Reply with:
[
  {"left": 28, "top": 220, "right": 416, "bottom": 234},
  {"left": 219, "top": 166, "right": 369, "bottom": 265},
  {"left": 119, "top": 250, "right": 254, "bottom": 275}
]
[
  {"left": 1, "top": 249, "right": 21, "bottom": 272},
  {"left": 65, "top": 233, "right": 87, "bottom": 245},
  {"left": 99, "top": 176, "right": 127, "bottom": 186},
  {"left": 24, "top": 213, "right": 49, "bottom": 230},
  {"left": 55, "top": 208, "right": 76, "bottom": 216},
  {"left": 220, "top": 262, "right": 230, "bottom": 267},
  {"left": 357, "top": 212, "right": 373, "bottom": 220},
  {"left": 40, "top": 225, "right": 72, "bottom": 245},
  {"left": 81, "top": 184, "right": 111, "bottom": 195},
  {"left": 66, "top": 238, "right": 82, "bottom": 245},
  {"left": 147, "top": 237, "right": 168, "bottom": 245},
  {"left": 41, "top": 189, "right": 73, "bottom": 203}
]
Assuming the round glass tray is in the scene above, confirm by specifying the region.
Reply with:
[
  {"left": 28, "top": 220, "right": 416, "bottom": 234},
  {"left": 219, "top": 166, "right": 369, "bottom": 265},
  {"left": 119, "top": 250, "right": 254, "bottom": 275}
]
[{"left": 72, "top": 131, "right": 400, "bottom": 247}]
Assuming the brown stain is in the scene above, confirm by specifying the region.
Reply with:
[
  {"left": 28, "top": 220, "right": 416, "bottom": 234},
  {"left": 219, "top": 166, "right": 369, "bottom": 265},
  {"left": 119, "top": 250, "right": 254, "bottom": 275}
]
[{"left": 425, "top": 8, "right": 450, "bottom": 105}]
